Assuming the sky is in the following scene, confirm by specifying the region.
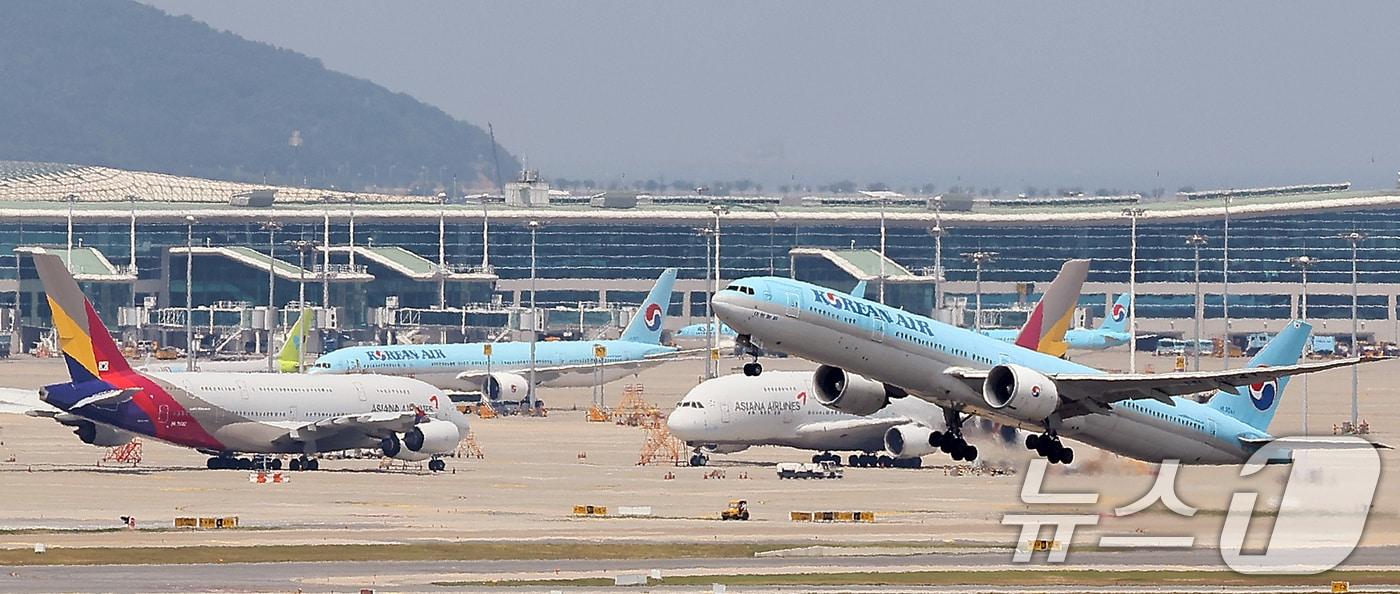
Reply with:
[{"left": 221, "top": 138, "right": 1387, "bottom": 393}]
[{"left": 144, "top": 1, "right": 1400, "bottom": 193}]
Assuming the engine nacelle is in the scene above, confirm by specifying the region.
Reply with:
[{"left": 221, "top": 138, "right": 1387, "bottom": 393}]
[
  {"left": 72, "top": 420, "right": 136, "bottom": 447},
  {"left": 812, "top": 365, "right": 905, "bottom": 417},
  {"left": 379, "top": 433, "right": 430, "bottom": 461},
  {"left": 482, "top": 372, "right": 529, "bottom": 401},
  {"left": 403, "top": 420, "right": 462, "bottom": 454},
  {"left": 983, "top": 364, "right": 1060, "bottom": 422},
  {"left": 883, "top": 424, "right": 938, "bottom": 459},
  {"left": 701, "top": 444, "right": 749, "bottom": 455}
]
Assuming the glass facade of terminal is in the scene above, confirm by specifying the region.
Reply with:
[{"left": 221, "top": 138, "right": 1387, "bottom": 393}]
[{"left": 3, "top": 208, "right": 1397, "bottom": 323}]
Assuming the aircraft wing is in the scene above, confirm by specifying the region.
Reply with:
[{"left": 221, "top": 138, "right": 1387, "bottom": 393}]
[
  {"left": 1238, "top": 435, "right": 1392, "bottom": 450},
  {"left": 795, "top": 416, "right": 909, "bottom": 440},
  {"left": 277, "top": 410, "right": 421, "bottom": 445},
  {"left": 944, "top": 357, "right": 1365, "bottom": 418}
]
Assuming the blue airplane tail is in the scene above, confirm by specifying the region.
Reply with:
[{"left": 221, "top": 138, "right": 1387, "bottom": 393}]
[
  {"left": 619, "top": 268, "right": 678, "bottom": 344},
  {"left": 1100, "top": 293, "right": 1131, "bottom": 333},
  {"left": 1205, "top": 320, "right": 1311, "bottom": 431}
]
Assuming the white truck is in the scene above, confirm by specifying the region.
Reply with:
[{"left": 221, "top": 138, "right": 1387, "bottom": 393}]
[{"left": 776, "top": 461, "right": 843, "bottom": 479}]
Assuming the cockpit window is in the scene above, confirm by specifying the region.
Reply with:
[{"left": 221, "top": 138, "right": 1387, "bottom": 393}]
[
  {"left": 724, "top": 284, "right": 756, "bottom": 295},
  {"left": 676, "top": 401, "right": 705, "bottom": 409}
]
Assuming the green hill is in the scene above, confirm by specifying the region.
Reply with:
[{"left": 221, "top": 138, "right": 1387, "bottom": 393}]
[{"left": 0, "top": 0, "right": 518, "bottom": 192}]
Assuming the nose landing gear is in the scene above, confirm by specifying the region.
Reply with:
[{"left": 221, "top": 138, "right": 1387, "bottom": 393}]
[
  {"left": 688, "top": 448, "right": 710, "bottom": 467},
  {"left": 736, "top": 334, "right": 764, "bottom": 376}
]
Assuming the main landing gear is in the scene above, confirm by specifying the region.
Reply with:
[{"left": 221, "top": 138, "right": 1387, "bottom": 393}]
[
  {"left": 737, "top": 334, "right": 763, "bottom": 377},
  {"left": 287, "top": 456, "right": 320, "bottom": 471},
  {"left": 811, "top": 451, "right": 841, "bottom": 465},
  {"left": 428, "top": 458, "right": 446, "bottom": 472},
  {"left": 1026, "top": 433, "right": 1074, "bottom": 465},
  {"left": 931, "top": 408, "right": 979, "bottom": 462},
  {"left": 205, "top": 454, "right": 291, "bottom": 470}
]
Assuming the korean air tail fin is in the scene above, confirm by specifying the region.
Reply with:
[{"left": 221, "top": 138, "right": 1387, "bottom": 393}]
[
  {"left": 850, "top": 280, "right": 868, "bottom": 299},
  {"left": 1206, "top": 320, "right": 1311, "bottom": 431},
  {"left": 619, "top": 268, "right": 677, "bottom": 344},
  {"left": 1100, "top": 293, "right": 1131, "bottom": 333},
  {"left": 29, "top": 250, "right": 133, "bottom": 382},
  {"left": 1014, "top": 259, "right": 1090, "bottom": 358},
  {"left": 275, "top": 309, "right": 310, "bottom": 372}
]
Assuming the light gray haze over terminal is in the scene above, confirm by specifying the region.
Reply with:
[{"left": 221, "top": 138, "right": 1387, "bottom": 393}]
[{"left": 146, "top": 1, "right": 1400, "bottom": 192}]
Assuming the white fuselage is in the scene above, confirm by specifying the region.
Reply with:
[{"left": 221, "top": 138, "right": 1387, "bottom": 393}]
[{"left": 666, "top": 371, "right": 945, "bottom": 454}]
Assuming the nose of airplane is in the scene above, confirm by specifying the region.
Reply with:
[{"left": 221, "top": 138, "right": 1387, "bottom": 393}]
[
  {"left": 710, "top": 291, "right": 742, "bottom": 322},
  {"left": 666, "top": 407, "right": 698, "bottom": 439}
]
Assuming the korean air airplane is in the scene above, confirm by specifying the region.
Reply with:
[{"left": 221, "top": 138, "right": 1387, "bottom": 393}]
[
  {"left": 711, "top": 274, "right": 1374, "bottom": 465},
  {"left": 674, "top": 281, "right": 867, "bottom": 341},
  {"left": 309, "top": 268, "right": 682, "bottom": 401},
  {"left": 25, "top": 250, "right": 470, "bottom": 472},
  {"left": 982, "top": 293, "right": 1132, "bottom": 351}
]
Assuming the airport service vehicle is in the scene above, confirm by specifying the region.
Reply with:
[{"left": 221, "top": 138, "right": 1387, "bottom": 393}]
[
  {"left": 310, "top": 268, "right": 684, "bottom": 401},
  {"left": 777, "top": 461, "right": 843, "bottom": 479},
  {"left": 139, "top": 309, "right": 310, "bottom": 373},
  {"left": 668, "top": 371, "right": 957, "bottom": 468},
  {"left": 982, "top": 293, "right": 1133, "bottom": 352},
  {"left": 711, "top": 271, "right": 1369, "bottom": 465},
  {"left": 27, "top": 250, "right": 470, "bottom": 471},
  {"left": 720, "top": 499, "right": 750, "bottom": 521}
]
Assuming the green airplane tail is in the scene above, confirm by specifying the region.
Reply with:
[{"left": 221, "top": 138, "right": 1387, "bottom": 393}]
[{"left": 275, "top": 309, "right": 310, "bottom": 373}]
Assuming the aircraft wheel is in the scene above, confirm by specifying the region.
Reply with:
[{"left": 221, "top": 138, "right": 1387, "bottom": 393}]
[
  {"left": 1061, "top": 447, "right": 1074, "bottom": 465},
  {"left": 743, "top": 362, "right": 763, "bottom": 377},
  {"left": 928, "top": 431, "right": 944, "bottom": 447},
  {"left": 964, "top": 445, "right": 979, "bottom": 462},
  {"left": 289, "top": 458, "right": 303, "bottom": 471},
  {"left": 306, "top": 458, "right": 319, "bottom": 471},
  {"left": 429, "top": 459, "right": 445, "bottom": 472},
  {"left": 949, "top": 447, "right": 964, "bottom": 462},
  {"left": 939, "top": 440, "right": 953, "bottom": 454},
  {"left": 206, "top": 457, "right": 220, "bottom": 470},
  {"left": 1047, "top": 448, "right": 1063, "bottom": 465},
  {"left": 1025, "top": 434, "right": 1040, "bottom": 450}
]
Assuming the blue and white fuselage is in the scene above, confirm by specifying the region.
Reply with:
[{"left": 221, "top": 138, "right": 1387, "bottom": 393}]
[{"left": 713, "top": 277, "right": 1309, "bottom": 464}]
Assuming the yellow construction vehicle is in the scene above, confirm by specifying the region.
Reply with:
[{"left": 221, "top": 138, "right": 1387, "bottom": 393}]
[{"left": 720, "top": 499, "right": 750, "bottom": 521}]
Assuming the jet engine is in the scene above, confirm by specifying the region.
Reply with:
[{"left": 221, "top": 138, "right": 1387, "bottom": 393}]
[
  {"left": 883, "top": 424, "right": 938, "bottom": 458},
  {"left": 403, "top": 420, "right": 462, "bottom": 454},
  {"left": 812, "top": 365, "right": 905, "bottom": 417},
  {"left": 70, "top": 420, "right": 135, "bottom": 447},
  {"left": 701, "top": 444, "right": 750, "bottom": 454},
  {"left": 482, "top": 372, "right": 529, "bottom": 401},
  {"left": 982, "top": 364, "right": 1060, "bottom": 422},
  {"left": 379, "top": 433, "right": 432, "bottom": 461}
]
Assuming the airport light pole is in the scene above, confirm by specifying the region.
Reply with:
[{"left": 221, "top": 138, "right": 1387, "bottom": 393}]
[
  {"left": 962, "top": 251, "right": 996, "bottom": 331},
  {"left": 184, "top": 215, "right": 196, "bottom": 372},
  {"left": 711, "top": 206, "right": 729, "bottom": 378},
  {"left": 1288, "top": 253, "right": 1316, "bottom": 434},
  {"left": 347, "top": 195, "right": 357, "bottom": 271},
  {"left": 929, "top": 196, "right": 945, "bottom": 314},
  {"left": 1222, "top": 196, "right": 1232, "bottom": 369},
  {"left": 437, "top": 192, "right": 447, "bottom": 308},
  {"left": 878, "top": 197, "right": 887, "bottom": 304},
  {"left": 1186, "top": 233, "right": 1208, "bottom": 371},
  {"left": 527, "top": 220, "right": 542, "bottom": 410},
  {"left": 321, "top": 210, "right": 331, "bottom": 308},
  {"left": 697, "top": 226, "right": 716, "bottom": 379},
  {"left": 261, "top": 221, "right": 282, "bottom": 372},
  {"left": 65, "top": 193, "right": 77, "bottom": 267},
  {"left": 1122, "top": 208, "right": 1145, "bottom": 373},
  {"left": 1339, "top": 231, "right": 1367, "bottom": 427},
  {"left": 288, "top": 239, "right": 318, "bottom": 373}
]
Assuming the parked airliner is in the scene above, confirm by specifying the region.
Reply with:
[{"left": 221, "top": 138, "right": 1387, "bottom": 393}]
[
  {"left": 711, "top": 274, "right": 1369, "bottom": 464},
  {"left": 28, "top": 249, "right": 470, "bottom": 471},
  {"left": 982, "top": 293, "right": 1133, "bottom": 351},
  {"left": 310, "top": 268, "right": 682, "bottom": 401},
  {"left": 667, "top": 371, "right": 952, "bottom": 468}
]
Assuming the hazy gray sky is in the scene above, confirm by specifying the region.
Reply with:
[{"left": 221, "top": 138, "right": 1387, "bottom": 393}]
[{"left": 145, "top": 1, "right": 1400, "bottom": 192}]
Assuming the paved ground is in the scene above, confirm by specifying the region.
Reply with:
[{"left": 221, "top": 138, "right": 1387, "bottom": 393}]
[{"left": 0, "top": 347, "right": 1396, "bottom": 593}]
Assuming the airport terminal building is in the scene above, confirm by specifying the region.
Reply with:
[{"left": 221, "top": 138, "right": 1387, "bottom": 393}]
[{"left": 3, "top": 161, "right": 1400, "bottom": 352}]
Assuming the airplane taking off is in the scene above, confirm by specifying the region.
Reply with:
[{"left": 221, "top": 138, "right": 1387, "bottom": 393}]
[
  {"left": 982, "top": 293, "right": 1132, "bottom": 351},
  {"left": 309, "top": 268, "right": 683, "bottom": 401},
  {"left": 711, "top": 271, "right": 1372, "bottom": 465},
  {"left": 667, "top": 371, "right": 952, "bottom": 468},
  {"left": 28, "top": 249, "right": 470, "bottom": 471},
  {"left": 674, "top": 282, "right": 867, "bottom": 341},
  {"left": 139, "top": 309, "right": 311, "bottom": 373}
]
